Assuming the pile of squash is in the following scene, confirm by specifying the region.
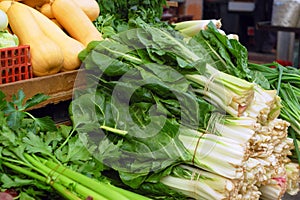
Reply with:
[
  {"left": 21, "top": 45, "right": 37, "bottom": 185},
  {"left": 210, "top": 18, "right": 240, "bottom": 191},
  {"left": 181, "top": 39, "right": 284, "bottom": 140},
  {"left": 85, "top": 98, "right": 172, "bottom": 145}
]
[{"left": 0, "top": 0, "right": 103, "bottom": 76}]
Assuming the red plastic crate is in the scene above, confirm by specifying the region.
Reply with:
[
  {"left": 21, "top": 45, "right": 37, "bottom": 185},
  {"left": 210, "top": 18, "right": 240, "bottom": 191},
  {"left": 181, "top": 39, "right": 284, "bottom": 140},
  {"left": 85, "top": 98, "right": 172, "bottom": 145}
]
[{"left": 0, "top": 45, "right": 33, "bottom": 84}]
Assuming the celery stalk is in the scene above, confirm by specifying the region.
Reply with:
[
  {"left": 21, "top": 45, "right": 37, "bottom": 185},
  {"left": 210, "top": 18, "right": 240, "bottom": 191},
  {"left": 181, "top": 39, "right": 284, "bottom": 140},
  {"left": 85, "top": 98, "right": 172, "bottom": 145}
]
[
  {"left": 2, "top": 161, "right": 81, "bottom": 200},
  {"left": 24, "top": 154, "right": 109, "bottom": 200},
  {"left": 43, "top": 159, "right": 151, "bottom": 200}
]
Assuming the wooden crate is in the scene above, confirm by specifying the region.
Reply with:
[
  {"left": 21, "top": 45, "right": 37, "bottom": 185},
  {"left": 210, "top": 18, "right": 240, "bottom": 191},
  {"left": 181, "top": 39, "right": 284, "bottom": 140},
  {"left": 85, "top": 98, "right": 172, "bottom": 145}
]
[{"left": 0, "top": 69, "right": 86, "bottom": 110}]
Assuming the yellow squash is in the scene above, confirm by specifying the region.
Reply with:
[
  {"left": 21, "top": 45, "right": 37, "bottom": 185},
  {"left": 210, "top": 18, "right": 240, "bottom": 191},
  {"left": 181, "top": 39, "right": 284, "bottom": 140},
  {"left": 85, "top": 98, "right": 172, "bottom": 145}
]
[
  {"left": 0, "top": 0, "right": 12, "bottom": 12},
  {"left": 39, "top": 2, "right": 54, "bottom": 18},
  {"left": 72, "top": 0, "right": 100, "bottom": 21},
  {"left": 27, "top": 2, "right": 85, "bottom": 71},
  {"left": 7, "top": 2, "right": 64, "bottom": 76},
  {"left": 52, "top": 0, "right": 103, "bottom": 46},
  {"left": 21, "top": 0, "right": 49, "bottom": 8}
]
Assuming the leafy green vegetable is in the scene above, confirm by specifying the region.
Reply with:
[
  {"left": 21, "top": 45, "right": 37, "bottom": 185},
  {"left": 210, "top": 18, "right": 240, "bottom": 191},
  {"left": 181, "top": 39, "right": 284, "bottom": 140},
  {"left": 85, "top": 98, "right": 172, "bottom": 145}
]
[
  {"left": 247, "top": 62, "right": 300, "bottom": 164},
  {"left": 73, "top": 18, "right": 260, "bottom": 195},
  {"left": 0, "top": 30, "right": 19, "bottom": 48},
  {"left": 0, "top": 90, "right": 152, "bottom": 200},
  {"left": 96, "top": 0, "right": 167, "bottom": 24}
]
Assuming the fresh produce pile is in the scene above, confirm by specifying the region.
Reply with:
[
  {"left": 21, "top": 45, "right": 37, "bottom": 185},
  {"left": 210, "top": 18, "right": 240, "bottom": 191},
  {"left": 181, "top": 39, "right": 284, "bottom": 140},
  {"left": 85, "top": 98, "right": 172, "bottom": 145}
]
[
  {"left": 71, "top": 18, "right": 299, "bottom": 200},
  {"left": 0, "top": 0, "right": 299, "bottom": 200},
  {"left": 0, "top": 9, "right": 18, "bottom": 48},
  {"left": 0, "top": 0, "right": 102, "bottom": 76}
]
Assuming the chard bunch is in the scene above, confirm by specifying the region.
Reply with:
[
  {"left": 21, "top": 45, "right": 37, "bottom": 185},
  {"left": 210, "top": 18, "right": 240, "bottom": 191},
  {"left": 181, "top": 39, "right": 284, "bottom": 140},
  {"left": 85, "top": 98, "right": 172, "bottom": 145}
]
[
  {"left": 242, "top": 85, "right": 281, "bottom": 124},
  {"left": 243, "top": 158, "right": 266, "bottom": 186},
  {"left": 173, "top": 19, "right": 222, "bottom": 38},
  {"left": 257, "top": 155, "right": 287, "bottom": 185},
  {"left": 237, "top": 183, "right": 261, "bottom": 200},
  {"left": 186, "top": 64, "right": 255, "bottom": 117},
  {"left": 241, "top": 117, "right": 294, "bottom": 200},
  {"left": 159, "top": 164, "right": 242, "bottom": 200},
  {"left": 249, "top": 119, "right": 291, "bottom": 158},
  {"left": 208, "top": 113, "right": 257, "bottom": 144},
  {"left": 285, "top": 162, "right": 300, "bottom": 195},
  {"left": 259, "top": 177, "right": 287, "bottom": 200},
  {"left": 178, "top": 128, "right": 248, "bottom": 179}
]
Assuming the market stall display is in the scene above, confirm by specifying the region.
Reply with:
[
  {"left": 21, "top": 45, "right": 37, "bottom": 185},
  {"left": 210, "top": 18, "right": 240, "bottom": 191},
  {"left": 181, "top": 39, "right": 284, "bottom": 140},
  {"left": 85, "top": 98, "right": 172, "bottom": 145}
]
[{"left": 0, "top": 0, "right": 299, "bottom": 200}]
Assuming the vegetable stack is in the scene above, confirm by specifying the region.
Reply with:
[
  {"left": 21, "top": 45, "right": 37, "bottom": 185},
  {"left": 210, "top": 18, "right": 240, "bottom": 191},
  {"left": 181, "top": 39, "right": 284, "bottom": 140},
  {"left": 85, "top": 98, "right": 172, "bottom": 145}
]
[
  {"left": 72, "top": 19, "right": 298, "bottom": 200},
  {"left": 0, "top": 0, "right": 102, "bottom": 76},
  {"left": 0, "top": 90, "right": 152, "bottom": 200}
]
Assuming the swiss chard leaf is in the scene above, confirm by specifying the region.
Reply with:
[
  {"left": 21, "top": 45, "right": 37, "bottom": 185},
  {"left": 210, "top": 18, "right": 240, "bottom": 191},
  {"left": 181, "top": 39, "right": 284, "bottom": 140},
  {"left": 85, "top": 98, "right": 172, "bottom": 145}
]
[{"left": 190, "top": 22, "right": 250, "bottom": 80}]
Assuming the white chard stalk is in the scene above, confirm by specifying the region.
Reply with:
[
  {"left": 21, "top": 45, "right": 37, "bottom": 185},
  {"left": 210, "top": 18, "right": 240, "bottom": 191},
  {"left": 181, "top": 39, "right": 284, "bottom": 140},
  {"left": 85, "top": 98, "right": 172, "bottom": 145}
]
[
  {"left": 243, "top": 85, "right": 281, "bottom": 124},
  {"left": 179, "top": 128, "right": 247, "bottom": 179},
  {"left": 259, "top": 177, "right": 287, "bottom": 200},
  {"left": 160, "top": 164, "right": 240, "bottom": 200},
  {"left": 285, "top": 162, "right": 300, "bottom": 195},
  {"left": 186, "top": 64, "right": 255, "bottom": 117},
  {"left": 173, "top": 19, "right": 222, "bottom": 37}
]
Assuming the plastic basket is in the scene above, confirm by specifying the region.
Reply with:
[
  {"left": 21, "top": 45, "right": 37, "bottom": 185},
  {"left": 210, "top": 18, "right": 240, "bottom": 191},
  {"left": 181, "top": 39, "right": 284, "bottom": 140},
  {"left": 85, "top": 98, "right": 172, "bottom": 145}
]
[{"left": 0, "top": 45, "right": 33, "bottom": 84}]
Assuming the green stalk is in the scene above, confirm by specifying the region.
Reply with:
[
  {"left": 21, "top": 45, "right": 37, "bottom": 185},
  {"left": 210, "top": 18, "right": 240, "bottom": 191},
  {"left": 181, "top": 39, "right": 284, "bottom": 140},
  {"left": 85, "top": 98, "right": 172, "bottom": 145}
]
[
  {"left": 56, "top": 127, "right": 77, "bottom": 152},
  {"left": 108, "top": 186, "right": 153, "bottom": 200},
  {"left": 2, "top": 156, "right": 49, "bottom": 178},
  {"left": 50, "top": 182, "right": 82, "bottom": 200},
  {"left": 290, "top": 129, "right": 300, "bottom": 165},
  {"left": 98, "top": 42, "right": 143, "bottom": 65},
  {"left": 24, "top": 154, "right": 109, "bottom": 200},
  {"left": 41, "top": 158, "right": 132, "bottom": 200},
  {"left": 2, "top": 162, "right": 81, "bottom": 200},
  {"left": 100, "top": 125, "right": 128, "bottom": 136},
  {"left": 2, "top": 161, "right": 47, "bottom": 183}
]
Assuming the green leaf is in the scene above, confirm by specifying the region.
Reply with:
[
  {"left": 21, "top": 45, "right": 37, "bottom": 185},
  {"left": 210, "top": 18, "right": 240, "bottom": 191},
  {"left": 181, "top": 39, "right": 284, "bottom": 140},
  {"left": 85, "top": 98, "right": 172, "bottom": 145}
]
[
  {"left": 23, "top": 93, "right": 49, "bottom": 110},
  {"left": 23, "top": 132, "right": 52, "bottom": 155},
  {"left": 6, "top": 108, "right": 26, "bottom": 130},
  {"left": 12, "top": 90, "right": 26, "bottom": 111},
  {"left": 0, "top": 90, "right": 7, "bottom": 111},
  {"left": 64, "top": 136, "right": 91, "bottom": 162},
  {"left": 1, "top": 174, "right": 34, "bottom": 188},
  {"left": 33, "top": 116, "right": 57, "bottom": 132}
]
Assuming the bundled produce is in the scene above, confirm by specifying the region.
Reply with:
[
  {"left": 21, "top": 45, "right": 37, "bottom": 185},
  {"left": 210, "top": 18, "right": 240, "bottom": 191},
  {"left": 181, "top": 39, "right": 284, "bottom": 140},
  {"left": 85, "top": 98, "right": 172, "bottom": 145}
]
[
  {"left": 173, "top": 19, "right": 222, "bottom": 38},
  {"left": 159, "top": 165, "right": 241, "bottom": 200},
  {"left": 0, "top": 90, "right": 151, "bottom": 200},
  {"left": 0, "top": 0, "right": 298, "bottom": 198},
  {"left": 71, "top": 18, "right": 296, "bottom": 199},
  {"left": 51, "top": 0, "right": 102, "bottom": 47},
  {"left": 7, "top": 1, "right": 64, "bottom": 76},
  {"left": 0, "top": 0, "right": 103, "bottom": 76}
]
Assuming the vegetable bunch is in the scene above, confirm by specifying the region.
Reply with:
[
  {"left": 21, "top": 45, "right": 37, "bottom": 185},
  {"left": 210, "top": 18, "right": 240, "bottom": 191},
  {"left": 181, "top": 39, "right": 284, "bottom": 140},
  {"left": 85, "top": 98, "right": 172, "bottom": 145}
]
[
  {"left": 0, "top": 90, "right": 151, "bottom": 200},
  {"left": 73, "top": 18, "right": 296, "bottom": 199}
]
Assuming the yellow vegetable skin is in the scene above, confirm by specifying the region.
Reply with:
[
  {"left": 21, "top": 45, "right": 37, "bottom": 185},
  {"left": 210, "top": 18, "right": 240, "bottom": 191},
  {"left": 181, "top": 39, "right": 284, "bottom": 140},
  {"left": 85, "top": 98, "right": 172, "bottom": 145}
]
[
  {"left": 52, "top": 0, "right": 103, "bottom": 46},
  {"left": 7, "top": 2, "right": 64, "bottom": 76}
]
